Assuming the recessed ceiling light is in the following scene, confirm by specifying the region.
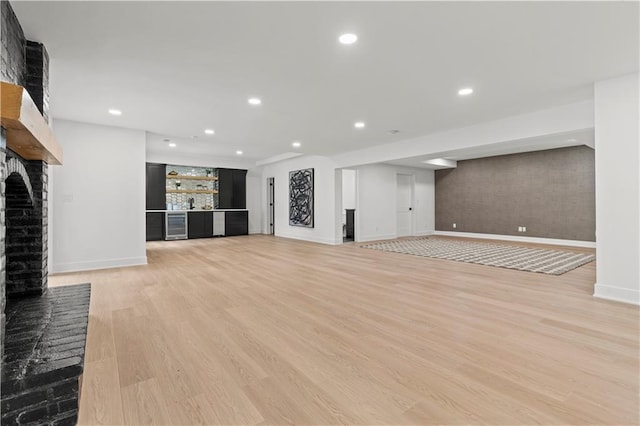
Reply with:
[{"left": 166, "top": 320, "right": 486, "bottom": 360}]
[
  {"left": 458, "top": 87, "right": 474, "bottom": 96},
  {"left": 248, "top": 98, "right": 262, "bottom": 105},
  {"left": 354, "top": 122, "right": 365, "bottom": 129},
  {"left": 236, "top": 150, "right": 243, "bottom": 155},
  {"left": 339, "top": 33, "right": 358, "bottom": 45},
  {"left": 108, "top": 109, "right": 122, "bottom": 115},
  {"left": 567, "top": 138, "right": 577, "bottom": 142},
  {"left": 204, "top": 129, "right": 215, "bottom": 135},
  {"left": 292, "top": 141, "right": 301, "bottom": 148},
  {"left": 168, "top": 143, "right": 176, "bottom": 148}
]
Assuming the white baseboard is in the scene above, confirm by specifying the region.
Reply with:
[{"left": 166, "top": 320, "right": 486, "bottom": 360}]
[
  {"left": 275, "top": 233, "right": 340, "bottom": 245},
  {"left": 594, "top": 283, "right": 640, "bottom": 305},
  {"left": 51, "top": 256, "right": 148, "bottom": 274},
  {"left": 356, "top": 233, "right": 397, "bottom": 243},
  {"left": 433, "top": 231, "right": 596, "bottom": 248},
  {"left": 415, "top": 230, "right": 436, "bottom": 237}
]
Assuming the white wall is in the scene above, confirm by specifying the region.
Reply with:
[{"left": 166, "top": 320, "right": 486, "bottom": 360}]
[
  {"left": 356, "top": 164, "right": 396, "bottom": 241},
  {"left": 593, "top": 73, "right": 640, "bottom": 305},
  {"left": 414, "top": 168, "right": 436, "bottom": 236},
  {"left": 342, "top": 169, "right": 356, "bottom": 210},
  {"left": 356, "top": 164, "right": 434, "bottom": 242},
  {"left": 261, "top": 155, "right": 339, "bottom": 245},
  {"left": 50, "top": 119, "right": 147, "bottom": 272},
  {"left": 246, "top": 169, "right": 262, "bottom": 234}
]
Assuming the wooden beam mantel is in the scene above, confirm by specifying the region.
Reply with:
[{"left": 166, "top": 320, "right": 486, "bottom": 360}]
[{"left": 1, "top": 81, "right": 62, "bottom": 165}]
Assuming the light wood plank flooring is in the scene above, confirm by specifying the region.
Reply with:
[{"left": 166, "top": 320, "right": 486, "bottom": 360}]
[{"left": 49, "top": 235, "right": 639, "bottom": 425}]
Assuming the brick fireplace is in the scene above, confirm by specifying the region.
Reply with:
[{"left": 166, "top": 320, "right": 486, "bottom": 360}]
[
  {"left": 1, "top": 0, "right": 50, "bottom": 364},
  {"left": 1, "top": 1, "right": 89, "bottom": 424}
]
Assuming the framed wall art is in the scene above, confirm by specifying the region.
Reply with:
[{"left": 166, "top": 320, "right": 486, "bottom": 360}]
[{"left": 289, "top": 168, "right": 314, "bottom": 228}]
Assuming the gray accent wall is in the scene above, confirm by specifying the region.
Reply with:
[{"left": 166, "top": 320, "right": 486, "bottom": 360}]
[{"left": 435, "top": 145, "right": 595, "bottom": 241}]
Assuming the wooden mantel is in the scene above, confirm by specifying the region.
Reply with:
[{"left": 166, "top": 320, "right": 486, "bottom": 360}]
[{"left": 0, "top": 81, "right": 62, "bottom": 165}]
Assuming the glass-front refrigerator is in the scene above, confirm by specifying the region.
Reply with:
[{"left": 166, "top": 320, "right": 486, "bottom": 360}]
[{"left": 165, "top": 212, "right": 188, "bottom": 240}]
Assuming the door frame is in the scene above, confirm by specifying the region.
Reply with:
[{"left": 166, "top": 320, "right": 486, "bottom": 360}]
[
  {"left": 396, "top": 173, "right": 415, "bottom": 237},
  {"left": 267, "top": 177, "right": 275, "bottom": 235}
]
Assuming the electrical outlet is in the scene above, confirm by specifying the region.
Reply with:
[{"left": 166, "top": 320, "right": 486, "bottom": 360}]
[
  {"left": 522, "top": 226, "right": 527, "bottom": 232},
  {"left": 453, "top": 223, "right": 457, "bottom": 229},
  {"left": 517, "top": 226, "right": 523, "bottom": 232}
]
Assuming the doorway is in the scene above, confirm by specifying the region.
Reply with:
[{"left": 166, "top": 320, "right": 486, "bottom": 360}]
[
  {"left": 396, "top": 174, "right": 414, "bottom": 237},
  {"left": 342, "top": 169, "right": 356, "bottom": 242},
  {"left": 267, "top": 177, "right": 275, "bottom": 235}
]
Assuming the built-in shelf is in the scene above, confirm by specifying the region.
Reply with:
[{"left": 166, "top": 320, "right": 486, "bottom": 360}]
[
  {"left": 166, "top": 175, "right": 218, "bottom": 181},
  {"left": 166, "top": 189, "right": 219, "bottom": 194},
  {"left": 0, "top": 82, "right": 62, "bottom": 165}
]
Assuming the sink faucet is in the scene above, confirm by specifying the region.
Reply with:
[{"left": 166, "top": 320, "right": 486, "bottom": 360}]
[{"left": 189, "top": 197, "right": 195, "bottom": 210}]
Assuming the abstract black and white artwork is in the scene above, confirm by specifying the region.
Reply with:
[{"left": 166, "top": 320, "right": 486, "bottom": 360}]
[{"left": 289, "top": 168, "right": 314, "bottom": 227}]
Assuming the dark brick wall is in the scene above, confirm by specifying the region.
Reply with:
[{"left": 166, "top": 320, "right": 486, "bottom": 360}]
[
  {"left": 1, "top": 8, "right": 64, "bottom": 426},
  {"left": 0, "top": 0, "right": 26, "bottom": 86},
  {"left": 2, "top": 1, "right": 50, "bottom": 122},
  {"left": 1, "top": 129, "right": 6, "bottom": 360},
  {"left": 1, "top": 0, "right": 52, "bottom": 361},
  {"left": 5, "top": 150, "right": 48, "bottom": 298},
  {"left": 25, "top": 41, "right": 50, "bottom": 123}
]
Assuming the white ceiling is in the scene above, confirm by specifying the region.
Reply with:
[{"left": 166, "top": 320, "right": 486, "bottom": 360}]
[{"left": 12, "top": 1, "right": 639, "bottom": 163}]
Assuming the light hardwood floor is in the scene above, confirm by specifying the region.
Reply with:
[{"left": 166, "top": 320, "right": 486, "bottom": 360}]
[{"left": 49, "top": 235, "right": 639, "bottom": 425}]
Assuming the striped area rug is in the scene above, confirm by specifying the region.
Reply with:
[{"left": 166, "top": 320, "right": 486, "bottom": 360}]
[{"left": 361, "top": 238, "right": 595, "bottom": 275}]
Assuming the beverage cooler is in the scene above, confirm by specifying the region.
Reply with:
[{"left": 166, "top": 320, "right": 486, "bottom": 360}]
[{"left": 165, "top": 212, "right": 188, "bottom": 240}]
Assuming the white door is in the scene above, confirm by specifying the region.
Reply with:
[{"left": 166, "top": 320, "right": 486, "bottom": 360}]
[{"left": 396, "top": 174, "right": 413, "bottom": 237}]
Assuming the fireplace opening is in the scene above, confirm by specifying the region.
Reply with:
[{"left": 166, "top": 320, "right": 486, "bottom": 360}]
[
  {"left": 1, "top": 155, "right": 90, "bottom": 425},
  {"left": 4, "top": 158, "right": 41, "bottom": 299}
]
